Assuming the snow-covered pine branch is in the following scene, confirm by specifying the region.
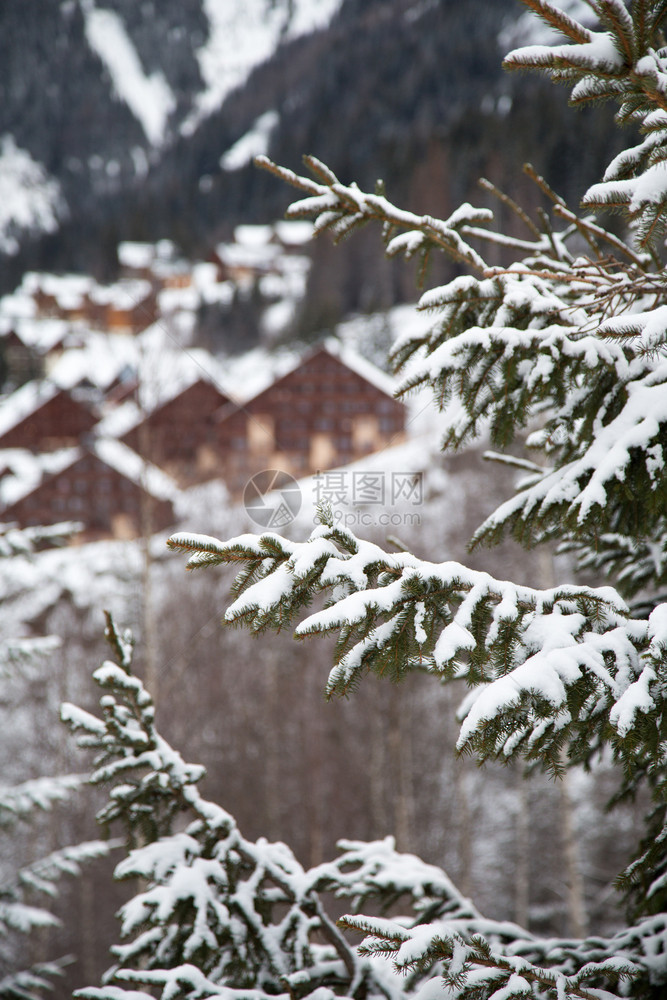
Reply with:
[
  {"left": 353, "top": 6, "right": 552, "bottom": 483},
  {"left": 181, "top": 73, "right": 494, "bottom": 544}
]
[
  {"left": 255, "top": 154, "right": 493, "bottom": 275},
  {"left": 64, "top": 616, "right": 374, "bottom": 1000},
  {"left": 504, "top": 0, "right": 667, "bottom": 247},
  {"left": 68, "top": 625, "right": 658, "bottom": 1000},
  {"left": 167, "top": 521, "right": 664, "bottom": 793}
]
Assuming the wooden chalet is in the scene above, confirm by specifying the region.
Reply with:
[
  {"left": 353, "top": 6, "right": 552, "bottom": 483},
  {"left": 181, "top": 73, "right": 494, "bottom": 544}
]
[
  {"left": 0, "top": 384, "right": 98, "bottom": 453},
  {"left": 0, "top": 328, "right": 44, "bottom": 388},
  {"left": 27, "top": 273, "right": 157, "bottom": 334},
  {"left": 120, "top": 378, "right": 231, "bottom": 485},
  {"left": 0, "top": 441, "right": 176, "bottom": 543},
  {"left": 214, "top": 344, "right": 405, "bottom": 495}
]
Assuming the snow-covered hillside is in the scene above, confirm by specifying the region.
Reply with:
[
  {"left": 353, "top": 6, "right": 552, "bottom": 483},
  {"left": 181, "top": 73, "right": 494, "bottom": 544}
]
[{"left": 187, "top": 0, "right": 343, "bottom": 132}]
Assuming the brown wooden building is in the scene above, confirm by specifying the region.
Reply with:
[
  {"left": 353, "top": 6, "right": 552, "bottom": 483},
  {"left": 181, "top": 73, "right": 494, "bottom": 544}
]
[
  {"left": 0, "top": 385, "right": 98, "bottom": 453},
  {"left": 121, "top": 378, "right": 231, "bottom": 485},
  {"left": 214, "top": 344, "right": 405, "bottom": 495},
  {"left": 0, "top": 442, "right": 176, "bottom": 542},
  {"left": 0, "top": 328, "right": 44, "bottom": 388},
  {"left": 29, "top": 275, "right": 157, "bottom": 334}
]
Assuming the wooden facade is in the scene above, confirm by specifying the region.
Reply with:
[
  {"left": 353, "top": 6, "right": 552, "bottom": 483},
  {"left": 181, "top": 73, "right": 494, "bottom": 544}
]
[
  {"left": 0, "top": 329, "right": 44, "bottom": 388},
  {"left": 121, "top": 379, "right": 231, "bottom": 485},
  {"left": 0, "top": 389, "right": 98, "bottom": 452},
  {"left": 31, "top": 282, "right": 157, "bottom": 334},
  {"left": 215, "top": 346, "right": 405, "bottom": 495},
  {"left": 0, "top": 449, "right": 175, "bottom": 542}
]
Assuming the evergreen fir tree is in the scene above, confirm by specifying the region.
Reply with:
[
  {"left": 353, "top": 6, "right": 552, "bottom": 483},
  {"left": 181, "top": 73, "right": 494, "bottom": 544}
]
[
  {"left": 68, "top": 1, "right": 667, "bottom": 998},
  {"left": 0, "top": 523, "right": 111, "bottom": 998}
]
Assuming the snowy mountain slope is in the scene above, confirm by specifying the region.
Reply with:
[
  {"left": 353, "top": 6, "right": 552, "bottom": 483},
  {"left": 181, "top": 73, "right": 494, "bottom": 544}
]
[
  {"left": 80, "top": 1, "right": 176, "bottom": 147},
  {"left": 0, "top": 0, "right": 621, "bottom": 306},
  {"left": 186, "top": 0, "right": 343, "bottom": 132}
]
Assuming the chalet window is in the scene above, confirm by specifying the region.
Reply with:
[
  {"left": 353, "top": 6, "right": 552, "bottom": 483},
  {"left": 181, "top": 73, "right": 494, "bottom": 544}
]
[
  {"left": 314, "top": 417, "right": 333, "bottom": 431},
  {"left": 379, "top": 417, "right": 396, "bottom": 433},
  {"left": 53, "top": 498, "right": 66, "bottom": 512},
  {"left": 74, "top": 479, "right": 87, "bottom": 494}
]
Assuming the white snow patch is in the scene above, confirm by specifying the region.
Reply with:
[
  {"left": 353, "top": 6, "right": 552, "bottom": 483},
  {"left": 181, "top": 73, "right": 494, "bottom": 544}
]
[
  {"left": 81, "top": 1, "right": 175, "bottom": 145},
  {"left": 220, "top": 110, "right": 279, "bottom": 171},
  {"left": 185, "top": 0, "right": 343, "bottom": 131},
  {"left": 0, "top": 136, "right": 64, "bottom": 255}
]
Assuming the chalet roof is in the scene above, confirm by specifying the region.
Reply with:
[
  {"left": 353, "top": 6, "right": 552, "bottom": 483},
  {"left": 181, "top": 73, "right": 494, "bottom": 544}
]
[
  {"left": 234, "top": 224, "right": 274, "bottom": 246},
  {"left": 46, "top": 323, "right": 229, "bottom": 406},
  {"left": 0, "top": 439, "right": 179, "bottom": 511},
  {"left": 49, "top": 332, "right": 137, "bottom": 393},
  {"left": 91, "top": 438, "right": 178, "bottom": 501},
  {"left": 320, "top": 338, "right": 399, "bottom": 398},
  {"left": 213, "top": 239, "right": 280, "bottom": 272},
  {"left": 118, "top": 241, "right": 155, "bottom": 270},
  {"left": 22, "top": 271, "right": 96, "bottom": 310},
  {"left": 87, "top": 278, "right": 153, "bottom": 308},
  {"left": 273, "top": 220, "right": 314, "bottom": 246},
  {"left": 0, "top": 448, "right": 79, "bottom": 508},
  {"left": 0, "top": 382, "right": 99, "bottom": 449},
  {"left": 214, "top": 341, "right": 400, "bottom": 426},
  {"left": 0, "top": 381, "right": 60, "bottom": 438},
  {"left": 96, "top": 369, "right": 231, "bottom": 445},
  {"left": 13, "top": 317, "right": 73, "bottom": 355}
]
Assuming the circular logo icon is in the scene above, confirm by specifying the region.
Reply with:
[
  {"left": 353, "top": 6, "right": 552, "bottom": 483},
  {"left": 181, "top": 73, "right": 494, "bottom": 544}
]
[{"left": 243, "top": 469, "right": 302, "bottom": 528}]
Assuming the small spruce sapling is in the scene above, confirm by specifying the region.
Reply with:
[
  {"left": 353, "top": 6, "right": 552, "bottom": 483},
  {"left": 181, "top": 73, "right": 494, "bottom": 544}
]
[
  {"left": 0, "top": 524, "right": 111, "bottom": 999},
  {"left": 65, "top": 614, "right": 510, "bottom": 1000}
]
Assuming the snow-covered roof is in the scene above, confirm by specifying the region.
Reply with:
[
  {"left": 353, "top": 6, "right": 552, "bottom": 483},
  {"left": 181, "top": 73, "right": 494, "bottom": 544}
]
[
  {"left": 117, "top": 241, "right": 155, "bottom": 270},
  {"left": 0, "top": 448, "right": 79, "bottom": 508},
  {"left": 0, "top": 438, "right": 179, "bottom": 511},
  {"left": 117, "top": 239, "right": 180, "bottom": 270},
  {"left": 0, "top": 381, "right": 60, "bottom": 439},
  {"left": 94, "top": 399, "right": 142, "bottom": 440},
  {"left": 22, "top": 271, "right": 96, "bottom": 307},
  {"left": 274, "top": 220, "right": 314, "bottom": 246},
  {"left": 12, "top": 316, "right": 73, "bottom": 355},
  {"left": 0, "top": 288, "right": 37, "bottom": 321},
  {"left": 214, "top": 239, "right": 280, "bottom": 272},
  {"left": 319, "top": 339, "right": 399, "bottom": 398},
  {"left": 234, "top": 224, "right": 275, "bottom": 247},
  {"left": 47, "top": 330, "right": 139, "bottom": 392},
  {"left": 91, "top": 438, "right": 178, "bottom": 502},
  {"left": 87, "top": 278, "right": 153, "bottom": 307}
]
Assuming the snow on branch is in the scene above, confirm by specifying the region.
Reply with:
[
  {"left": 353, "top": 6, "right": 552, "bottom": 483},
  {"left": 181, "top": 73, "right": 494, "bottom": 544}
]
[
  {"left": 504, "top": 0, "right": 667, "bottom": 247},
  {"left": 167, "top": 522, "right": 659, "bottom": 776},
  {"left": 255, "top": 155, "right": 492, "bottom": 275}
]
